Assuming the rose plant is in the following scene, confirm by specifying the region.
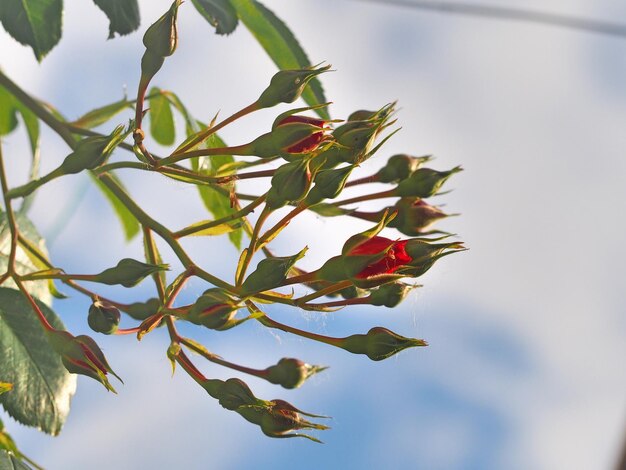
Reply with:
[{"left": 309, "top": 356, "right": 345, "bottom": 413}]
[{"left": 0, "top": 0, "right": 464, "bottom": 466}]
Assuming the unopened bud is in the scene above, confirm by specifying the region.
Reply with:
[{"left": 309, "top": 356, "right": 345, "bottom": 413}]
[
  {"left": 369, "top": 282, "right": 413, "bottom": 308},
  {"left": 241, "top": 248, "right": 307, "bottom": 294},
  {"left": 93, "top": 258, "right": 169, "bottom": 288},
  {"left": 247, "top": 115, "right": 329, "bottom": 159},
  {"left": 377, "top": 154, "right": 431, "bottom": 183},
  {"left": 88, "top": 301, "right": 121, "bottom": 334},
  {"left": 216, "top": 378, "right": 258, "bottom": 410},
  {"left": 45, "top": 329, "right": 122, "bottom": 392},
  {"left": 59, "top": 125, "right": 125, "bottom": 174},
  {"left": 257, "top": 64, "right": 331, "bottom": 109},
  {"left": 305, "top": 165, "right": 354, "bottom": 205},
  {"left": 396, "top": 166, "right": 462, "bottom": 198},
  {"left": 388, "top": 198, "right": 449, "bottom": 235},
  {"left": 266, "top": 160, "right": 312, "bottom": 209},
  {"left": 142, "top": 0, "right": 181, "bottom": 57},
  {"left": 265, "top": 358, "right": 325, "bottom": 389},
  {"left": 340, "top": 326, "right": 427, "bottom": 361},
  {"left": 124, "top": 298, "right": 161, "bottom": 320},
  {"left": 259, "top": 400, "right": 329, "bottom": 440},
  {"left": 186, "top": 288, "right": 240, "bottom": 330}
]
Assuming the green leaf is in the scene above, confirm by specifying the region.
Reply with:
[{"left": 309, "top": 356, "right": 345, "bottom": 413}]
[
  {"left": 0, "top": 450, "right": 33, "bottom": 470},
  {"left": 183, "top": 220, "right": 242, "bottom": 237},
  {"left": 241, "top": 247, "right": 307, "bottom": 294},
  {"left": 0, "top": 0, "right": 63, "bottom": 61},
  {"left": 0, "top": 87, "right": 18, "bottom": 136},
  {"left": 0, "top": 288, "right": 77, "bottom": 435},
  {"left": 148, "top": 87, "right": 176, "bottom": 146},
  {"left": 92, "top": 0, "right": 140, "bottom": 38},
  {"left": 191, "top": 132, "right": 243, "bottom": 249},
  {"left": 231, "top": 0, "right": 328, "bottom": 119},
  {"left": 0, "top": 213, "right": 52, "bottom": 306},
  {"left": 70, "top": 98, "right": 132, "bottom": 129},
  {"left": 191, "top": 0, "right": 238, "bottom": 35},
  {"left": 90, "top": 173, "right": 140, "bottom": 241}
]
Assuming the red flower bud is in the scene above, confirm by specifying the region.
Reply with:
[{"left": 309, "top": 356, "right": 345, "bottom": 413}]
[
  {"left": 348, "top": 236, "right": 412, "bottom": 279},
  {"left": 275, "top": 115, "right": 327, "bottom": 154}
]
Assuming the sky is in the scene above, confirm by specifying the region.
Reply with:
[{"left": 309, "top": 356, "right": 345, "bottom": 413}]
[{"left": 1, "top": 0, "right": 625, "bottom": 469}]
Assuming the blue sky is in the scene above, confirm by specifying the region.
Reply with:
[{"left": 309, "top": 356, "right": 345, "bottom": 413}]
[{"left": 1, "top": 1, "right": 625, "bottom": 469}]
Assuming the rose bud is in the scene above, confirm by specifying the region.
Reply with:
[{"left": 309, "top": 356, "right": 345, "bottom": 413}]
[
  {"left": 320, "top": 102, "right": 396, "bottom": 168},
  {"left": 123, "top": 297, "right": 161, "bottom": 321},
  {"left": 186, "top": 288, "right": 240, "bottom": 330},
  {"left": 92, "top": 258, "right": 169, "bottom": 288},
  {"left": 242, "top": 115, "right": 330, "bottom": 159},
  {"left": 388, "top": 198, "right": 450, "bottom": 235},
  {"left": 339, "top": 326, "right": 427, "bottom": 361},
  {"left": 142, "top": 0, "right": 181, "bottom": 58},
  {"left": 45, "top": 329, "right": 122, "bottom": 392},
  {"left": 88, "top": 301, "right": 121, "bottom": 335},
  {"left": 265, "top": 358, "right": 326, "bottom": 389},
  {"left": 346, "top": 236, "right": 411, "bottom": 279},
  {"left": 305, "top": 165, "right": 355, "bottom": 205},
  {"left": 260, "top": 400, "right": 329, "bottom": 441},
  {"left": 257, "top": 64, "right": 331, "bottom": 109},
  {"left": 396, "top": 166, "right": 463, "bottom": 198},
  {"left": 377, "top": 154, "right": 431, "bottom": 183},
  {"left": 266, "top": 159, "right": 313, "bottom": 209},
  {"left": 369, "top": 282, "right": 414, "bottom": 308},
  {"left": 59, "top": 125, "right": 126, "bottom": 175}
]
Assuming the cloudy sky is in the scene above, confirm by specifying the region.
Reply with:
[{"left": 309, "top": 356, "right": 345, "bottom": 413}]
[{"left": 1, "top": 1, "right": 625, "bottom": 469}]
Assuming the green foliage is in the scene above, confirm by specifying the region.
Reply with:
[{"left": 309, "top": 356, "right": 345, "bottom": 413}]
[
  {"left": 148, "top": 88, "right": 176, "bottom": 146},
  {"left": 0, "top": 213, "right": 52, "bottom": 306},
  {"left": 0, "top": 288, "right": 76, "bottom": 435},
  {"left": 0, "top": 0, "right": 62, "bottom": 61},
  {"left": 191, "top": 0, "right": 238, "bottom": 35},
  {"left": 231, "top": 0, "right": 329, "bottom": 119},
  {"left": 0, "top": 0, "right": 464, "bottom": 459},
  {"left": 92, "top": 0, "right": 141, "bottom": 39}
]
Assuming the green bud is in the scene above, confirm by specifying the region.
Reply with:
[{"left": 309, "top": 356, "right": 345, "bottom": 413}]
[
  {"left": 215, "top": 378, "right": 258, "bottom": 411},
  {"left": 246, "top": 120, "right": 327, "bottom": 159},
  {"left": 93, "top": 258, "right": 169, "bottom": 288},
  {"left": 59, "top": 125, "right": 125, "bottom": 175},
  {"left": 377, "top": 154, "right": 431, "bottom": 183},
  {"left": 142, "top": 0, "right": 181, "bottom": 57},
  {"left": 396, "top": 166, "right": 462, "bottom": 198},
  {"left": 305, "top": 165, "right": 354, "bottom": 205},
  {"left": 241, "top": 248, "right": 307, "bottom": 295},
  {"left": 88, "top": 301, "right": 121, "bottom": 334},
  {"left": 340, "top": 326, "right": 427, "bottom": 361},
  {"left": 387, "top": 198, "right": 449, "bottom": 235},
  {"left": 124, "top": 298, "right": 161, "bottom": 321},
  {"left": 186, "top": 288, "right": 239, "bottom": 330},
  {"left": 266, "top": 160, "right": 312, "bottom": 209},
  {"left": 265, "top": 358, "right": 325, "bottom": 389},
  {"left": 369, "top": 282, "right": 413, "bottom": 307},
  {"left": 259, "top": 400, "right": 329, "bottom": 439},
  {"left": 45, "top": 329, "right": 122, "bottom": 392},
  {"left": 257, "top": 64, "right": 331, "bottom": 109}
]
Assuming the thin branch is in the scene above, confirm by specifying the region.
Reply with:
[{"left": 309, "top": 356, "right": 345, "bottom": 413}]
[{"left": 349, "top": 0, "right": 626, "bottom": 38}]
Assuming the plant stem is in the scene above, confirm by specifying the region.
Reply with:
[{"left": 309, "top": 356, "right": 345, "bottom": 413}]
[
  {"left": 143, "top": 227, "right": 167, "bottom": 302},
  {"left": 156, "top": 144, "right": 252, "bottom": 168},
  {"left": 0, "top": 70, "right": 76, "bottom": 148},
  {"left": 331, "top": 188, "right": 397, "bottom": 207},
  {"left": 97, "top": 172, "right": 236, "bottom": 292},
  {"left": 236, "top": 206, "right": 272, "bottom": 286},
  {"left": 0, "top": 140, "right": 19, "bottom": 280},
  {"left": 13, "top": 277, "right": 54, "bottom": 331},
  {"left": 295, "top": 280, "right": 353, "bottom": 304},
  {"left": 172, "top": 102, "right": 259, "bottom": 155},
  {"left": 173, "top": 195, "right": 266, "bottom": 239}
]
